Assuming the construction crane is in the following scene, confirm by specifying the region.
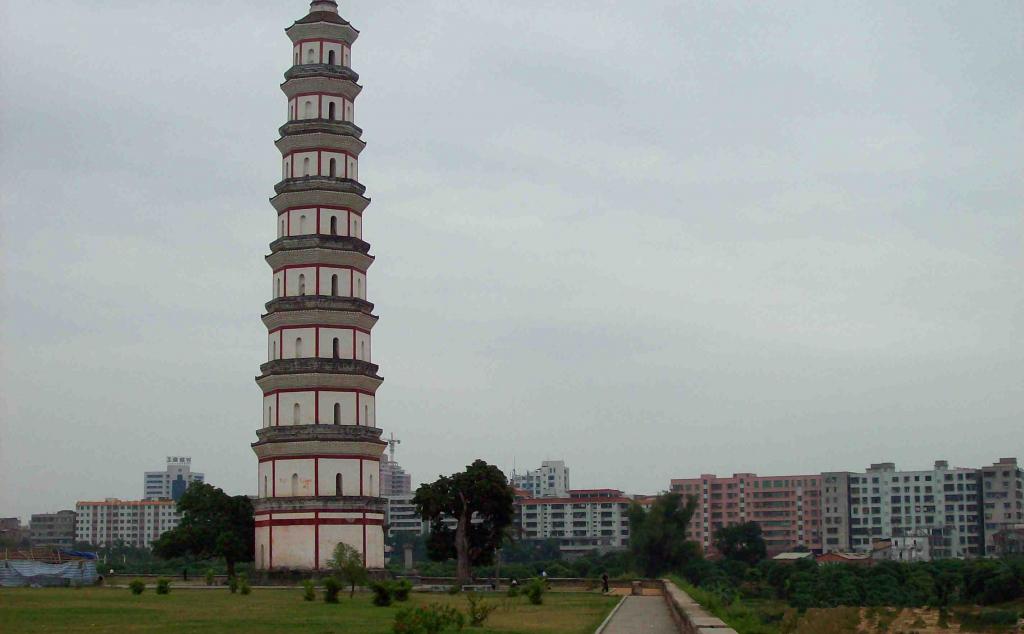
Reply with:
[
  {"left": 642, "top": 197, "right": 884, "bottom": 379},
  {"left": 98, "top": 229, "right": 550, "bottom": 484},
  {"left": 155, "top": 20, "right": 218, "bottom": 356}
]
[{"left": 387, "top": 433, "right": 401, "bottom": 462}]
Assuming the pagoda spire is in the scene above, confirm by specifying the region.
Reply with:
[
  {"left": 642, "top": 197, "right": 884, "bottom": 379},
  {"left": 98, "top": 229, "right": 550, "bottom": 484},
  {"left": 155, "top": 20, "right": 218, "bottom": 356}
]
[{"left": 310, "top": 0, "right": 339, "bottom": 14}]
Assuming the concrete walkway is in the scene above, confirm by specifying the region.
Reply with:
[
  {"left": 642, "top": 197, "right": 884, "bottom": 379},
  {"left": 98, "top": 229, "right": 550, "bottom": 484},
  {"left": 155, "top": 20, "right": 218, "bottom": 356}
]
[{"left": 602, "top": 595, "right": 677, "bottom": 634}]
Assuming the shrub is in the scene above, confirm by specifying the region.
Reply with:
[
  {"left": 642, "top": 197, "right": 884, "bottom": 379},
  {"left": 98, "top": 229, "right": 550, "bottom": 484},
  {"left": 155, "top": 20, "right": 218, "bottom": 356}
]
[
  {"left": 228, "top": 576, "right": 239, "bottom": 594},
  {"left": 324, "top": 578, "right": 341, "bottom": 604},
  {"left": 204, "top": 569, "right": 215, "bottom": 586},
  {"left": 525, "top": 578, "right": 545, "bottom": 605},
  {"left": 129, "top": 580, "right": 146, "bottom": 595},
  {"left": 394, "top": 579, "right": 413, "bottom": 602},
  {"left": 239, "top": 574, "right": 251, "bottom": 595},
  {"left": 506, "top": 585, "right": 520, "bottom": 598},
  {"left": 302, "top": 579, "right": 316, "bottom": 602},
  {"left": 466, "top": 593, "right": 496, "bottom": 627},
  {"left": 447, "top": 584, "right": 461, "bottom": 595},
  {"left": 393, "top": 604, "right": 465, "bottom": 634},
  {"left": 957, "top": 608, "right": 1020, "bottom": 629},
  {"left": 155, "top": 578, "right": 171, "bottom": 595},
  {"left": 371, "top": 580, "right": 395, "bottom": 607}
]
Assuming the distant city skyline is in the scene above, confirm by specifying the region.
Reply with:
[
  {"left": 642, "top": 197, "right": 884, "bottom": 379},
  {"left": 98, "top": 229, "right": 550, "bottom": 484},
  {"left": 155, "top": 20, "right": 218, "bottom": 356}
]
[{"left": 2, "top": 0, "right": 1021, "bottom": 521}]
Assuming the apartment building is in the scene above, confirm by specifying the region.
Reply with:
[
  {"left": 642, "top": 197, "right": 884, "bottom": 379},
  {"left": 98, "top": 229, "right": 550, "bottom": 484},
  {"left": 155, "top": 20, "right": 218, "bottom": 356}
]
[
  {"left": 981, "top": 458, "right": 1024, "bottom": 556},
  {"left": 385, "top": 493, "right": 426, "bottom": 537},
  {"left": 29, "top": 510, "right": 77, "bottom": 548},
  {"left": 380, "top": 454, "right": 412, "bottom": 497},
  {"left": 671, "top": 473, "right": 822, "bottom": 556},
  {"left": 511, "top": 461, "right": 570, "bottom": 499},
  {"left": 516, "top": 489, "right": 631, "bottom": 556},
  {"left": 75, "top": 499, "right": 180, "bottom": 548}
]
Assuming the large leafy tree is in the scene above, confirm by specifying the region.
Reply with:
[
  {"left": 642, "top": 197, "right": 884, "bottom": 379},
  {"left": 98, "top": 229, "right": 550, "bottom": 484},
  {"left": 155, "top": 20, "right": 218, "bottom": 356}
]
[
  {"left": 413, "top": 459, "right": 514, "bottom": 584},
  {"left": 627, "top": 492, "right": 699, "bottom": 578},
  {"left": 152, "top": 483, "right": 254, "bottom": 577},
  {"left": 714, "top": 521, "right": 767, "bottom": 566}
]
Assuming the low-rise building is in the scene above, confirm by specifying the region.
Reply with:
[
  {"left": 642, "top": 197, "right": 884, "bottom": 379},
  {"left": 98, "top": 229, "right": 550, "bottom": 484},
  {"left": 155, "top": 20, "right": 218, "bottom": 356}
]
[
  {"left": 75, "top": 499, "right": 180, "bottom": 548},
  {"left": 671, "top": 473, "right": 822, "bottom": 556},
  {"left": 29, "top": 511, "right": 77, "bottom": 548}
]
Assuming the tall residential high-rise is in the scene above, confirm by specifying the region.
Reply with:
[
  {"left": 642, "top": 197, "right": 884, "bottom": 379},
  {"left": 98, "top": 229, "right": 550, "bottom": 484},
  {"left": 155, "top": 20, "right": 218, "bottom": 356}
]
[
  {"left": 380, "top": 454, "right": 412, "bottom": 497},
  {"left": 144, "top": 457, "right": 205, "bottom": 501},
  {"left": 252, "top": 0, "right": 387, "bottom": 571},
  {"left": 511, "top": 461, "right": 570, "bottom": 498},
  {"left": 671, "top": 473, "right": 823, "bottom": 556}
]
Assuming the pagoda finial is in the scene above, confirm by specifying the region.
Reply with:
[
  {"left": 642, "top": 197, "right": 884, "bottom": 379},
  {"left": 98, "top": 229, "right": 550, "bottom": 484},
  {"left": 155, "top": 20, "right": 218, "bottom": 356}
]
[{"left": 310, "top": 0, "right": 339, "bottom": 14}]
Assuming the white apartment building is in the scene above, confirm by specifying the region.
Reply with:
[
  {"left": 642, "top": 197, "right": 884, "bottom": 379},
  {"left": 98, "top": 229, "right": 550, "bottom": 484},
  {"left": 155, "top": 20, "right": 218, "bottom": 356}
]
[
  {"left": 517, "top": 489, "right": 630, "bottom": 557},
  {"left": 385, "top": 494, "right": 426, "bottom": 537},
  {"left": 511, "top": 461, "right": 570, "bottom": 499},
  {"left": 846, "top": 461, "right": 982, "bottom": 559},
  {"left": 75, "top": 499, "right": 180, "bottom": 548},
  {"left": 144, "top": 457, "right": 204, "bottom": 501}
]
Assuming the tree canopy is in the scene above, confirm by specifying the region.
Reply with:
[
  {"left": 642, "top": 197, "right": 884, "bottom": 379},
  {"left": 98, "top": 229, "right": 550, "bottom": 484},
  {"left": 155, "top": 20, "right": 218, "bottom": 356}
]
[
  {"left": 152, "top": 483, "right": 254, "bottom": 577},
  {"left": 714, "top": 521, "right": 767, "bottom": 566},
  {"left": 627, "top": 492, "right": 699, "bottom": 578},
  {"left": 413, "top": 459, "right": 514, "bottom": 583}
]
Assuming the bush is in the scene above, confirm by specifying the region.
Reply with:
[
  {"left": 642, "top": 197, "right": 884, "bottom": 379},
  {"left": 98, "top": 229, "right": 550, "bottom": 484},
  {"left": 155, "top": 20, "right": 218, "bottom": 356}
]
[
  {"left": 394, "top": 579, "right": 413, "bottom": 602},
  {"left": 302, "top": 579, "right": 316, "bottom": 602},
  {"left": 129, "top": 580, "right": 146, "bottom": 595},
  {"left": 205, "top": 568, "right": 215, "bottom": 586},
  {"left": 239, "top": 574, "right": 251, "bottom": 595},
  {"left": 956, "top": 608, "right": 1020, "bottom": 629},
  {"left": 155, "top": 578, "right": 170, "bottom": 595},
  {"left": 324, "top": 578, "right": 341, "bottom": 604},
  {"left": 506, "top": 585, "right": 520, "bottom": 598},
  {"left": 228, "top": 576, "right": 239, "bottom": 594},
  {"left": 371, "top": 580, "right": 395, "bottom": 607},
  {"left": 466, "top": 593, "right": 496, "bottom": 627},
  {"left": 525, "top": 578, "right": 545, "bottom": 605},
  {"left": 393, "top": 603, "right": 465, "bottom": 634},
  {"left": 446, "top": 584, "right": 461, "bottom": 595}
]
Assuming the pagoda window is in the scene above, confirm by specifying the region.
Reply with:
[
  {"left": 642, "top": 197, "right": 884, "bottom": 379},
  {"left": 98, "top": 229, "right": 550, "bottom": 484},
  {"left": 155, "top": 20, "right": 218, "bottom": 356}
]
[
  {"left": 333, "top": 403, "right": 341, "bottom": 425},
  {"left": 331, "top": 274, "right": 339, "bottom": 296},
  {"left": 330, "top": 216, "right": 338, "bottom": 235},
  {"left": 335, "top": 474, "right": 343, "bottom": 495},
  {"left": 294, "top": 337, "right": 303, "bottom": 358},
  {"left": 328, "top": 50, "right": 336, "bottom": 65},
  {"left": 356, "top": 277, "right": 362, "bottom": 298},
  {"left": 332, "top": 338, "right": 340, "bottom": 359},
  {"left": 299, "top": 215, "right": 307, "bottom": 234},
  {"left": 298, "top": 274, "right": 306, "bottom": 295},
  {"left": 292, "top": 404, "right": 300, "bottom": 425},
  {"left": 291, "top": 473, "right": 299, "bottom": 496},
  {"left": 263, "top": 475, "right": 268, "bottom": 496},
  {"left": 304, "top": 100, "right": 313, "bottom": 118},
  {"left": 303, "top": 157, "right": 311, "bottom": 176},
  {"left": 329, "top": 158, "right": 337, "bottom": 178},
  {"left": 328, "top": 102, "right": 336, "bottom": 120},
  {"left": 306, "top": 48, "right": 316, "bottom": 64}
]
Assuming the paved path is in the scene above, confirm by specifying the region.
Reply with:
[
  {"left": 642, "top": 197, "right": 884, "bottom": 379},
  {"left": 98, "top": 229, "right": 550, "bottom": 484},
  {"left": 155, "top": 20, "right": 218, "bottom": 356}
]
[{"left": 602, "top": 595, "right": 677, "bottom": 634}]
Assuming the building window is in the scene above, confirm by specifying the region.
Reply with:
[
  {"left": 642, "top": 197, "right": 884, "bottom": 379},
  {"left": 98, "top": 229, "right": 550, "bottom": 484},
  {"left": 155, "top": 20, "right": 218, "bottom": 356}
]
[
  {"left": 293, "top": 403, "right": 300, "bottom": 425},
  {"left": 329, "top": 158, "right": 337, "bottom": 177},
  {"left": 299, "top": 215, "right": 307, "bottom": 234},
  {"left": 334, "top": 403, "right": 341, "bottom": 425},
  {"left": 263, "top": 475, "right": 268, "bottom": 497},
  {"left": 306, "top": 48, "right": 315, "bottom": 64},
  {"left": 291, "top": 473, "right": 299, "bottom": 496},
  {"left": 303, "top": 157, "right": 311, "bottom": 176},
  {"left": 328, "top": 102, "right": 336, "bottom": 120},
  {"left": 304, "top": 100, "right": 313, "bottom": 117},
  {"left": 330, "top": 216, "right": 338, "bottom": 236},
  {"left": 331, "top": 274, "right": 339, "bottom": 296},
  {"left": 294, "top": 336, "right": 304, "bottom": 358},
  {"left": 328, "top": 50, "right": 336, "bottom": 65},
  {"left": 275, "top": 278, "right": 281, "bottom": 298},
  {"left": 336, "top": 474, "right": 343, "bottom": 496},
  {"left": 332, "top": 338, "right": 340, "bottom": 359},
  {"left": 298, "top": 274, "right": 306, "bottom": 295}
]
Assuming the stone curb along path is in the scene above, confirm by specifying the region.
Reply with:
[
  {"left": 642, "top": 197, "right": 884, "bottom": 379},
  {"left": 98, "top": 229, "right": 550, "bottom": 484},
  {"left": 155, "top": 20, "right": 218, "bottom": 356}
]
[{"left": 597, "top": 579, "right": 739, "bottom": 634}]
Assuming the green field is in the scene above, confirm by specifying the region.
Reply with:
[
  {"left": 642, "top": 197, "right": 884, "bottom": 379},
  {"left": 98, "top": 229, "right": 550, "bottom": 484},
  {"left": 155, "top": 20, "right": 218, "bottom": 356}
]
[{"left": 0, "top": 587, "right": 618, "bottom": 634}]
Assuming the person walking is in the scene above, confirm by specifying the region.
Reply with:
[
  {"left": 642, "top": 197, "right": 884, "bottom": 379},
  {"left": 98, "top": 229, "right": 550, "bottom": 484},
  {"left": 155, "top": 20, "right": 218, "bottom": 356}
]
[{"left": 601, "top": 572, "right": 609, "bottom": 594}]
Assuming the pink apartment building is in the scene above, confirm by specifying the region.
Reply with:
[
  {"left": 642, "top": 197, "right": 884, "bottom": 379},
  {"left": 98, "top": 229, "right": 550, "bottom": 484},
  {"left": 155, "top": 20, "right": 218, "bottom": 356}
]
[{"left": 670, "top": 473, "right": 822, "bottom": 556}]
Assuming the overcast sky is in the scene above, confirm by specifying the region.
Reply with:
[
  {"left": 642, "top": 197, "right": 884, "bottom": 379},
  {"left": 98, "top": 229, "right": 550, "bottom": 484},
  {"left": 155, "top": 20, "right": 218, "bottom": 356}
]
[{"left": 1, "top": 1, "right": 1021, "bottom": 521}]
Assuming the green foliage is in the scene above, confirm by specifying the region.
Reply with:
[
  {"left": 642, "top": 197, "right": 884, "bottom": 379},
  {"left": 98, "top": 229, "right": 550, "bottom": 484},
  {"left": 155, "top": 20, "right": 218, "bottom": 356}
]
[
  {"left": 204, "top": 568, "right": 215, "bottom": 586},
  {"left": 413, "top": 460, "right": 515, "bottom": 581},
  {"left": 525, "top": 578, "right": 545, "bottom": 605},
  {"left": 302, "top": 579, "right": 316, "bottom": 602},
  {"left": 155, "top": 578, "right": 170, "bottom": 595},
  {"left": 627, "top": 492, "right": 700, "bottom": 577},
  {"left": 151, "top": 483, "right": 254, "bottom": 577},
  {"left": 393, "top": 603, "right": 465, "bottom": 634},
  {"left": 238, "top": 574, "right": 251, "bottom": 595},
  {"left": 714, "top": 522, "right": 768, "bottom": 566},
  {"left": 323, "top": 578, "right": 341, "bottom": 604},
  {"left": 956, "top": 607, "right": 1020, "bottom": 629},
  {"left": 129, "top": 580, "right": 145, "bottom": 595},
  {"left": 465, "top": 593, "right": 496, "bottom": 627},
  {"left": 371, "top": 581, "right": 394, "bottom": 607},
  {"left": 329, "top": 542, "right": 368, "bottom": 598},
  {"left": 446, "top": 584, "right": 461, "bottom": 595},
  {"left": 506, "top": 585, "right": 520, "bottom": 598},
  {"left": 228, "top": 576, "right": 239, "bottom": 594},
  {"left": 394, "top": 579, "right": 413, "bottom": 602}
]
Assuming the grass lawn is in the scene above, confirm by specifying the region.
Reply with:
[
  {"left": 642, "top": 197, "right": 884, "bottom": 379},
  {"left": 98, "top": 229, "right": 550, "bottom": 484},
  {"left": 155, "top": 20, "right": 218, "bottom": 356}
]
[{"left": 0, "top": 587, "right": 618, "bottom": 634}]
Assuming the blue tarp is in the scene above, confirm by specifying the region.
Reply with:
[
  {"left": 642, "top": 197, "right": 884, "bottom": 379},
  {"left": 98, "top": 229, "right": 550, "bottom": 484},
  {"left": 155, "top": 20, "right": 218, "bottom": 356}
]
[{"left": 0, "top": 559, "right": 98, "bottom": 587}]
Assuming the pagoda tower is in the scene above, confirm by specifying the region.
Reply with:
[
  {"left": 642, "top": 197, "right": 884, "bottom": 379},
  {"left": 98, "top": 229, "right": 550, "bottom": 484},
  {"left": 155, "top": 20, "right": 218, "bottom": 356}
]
[{"left": 252, "top": 0, "right": 386, "bottom": 571}]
